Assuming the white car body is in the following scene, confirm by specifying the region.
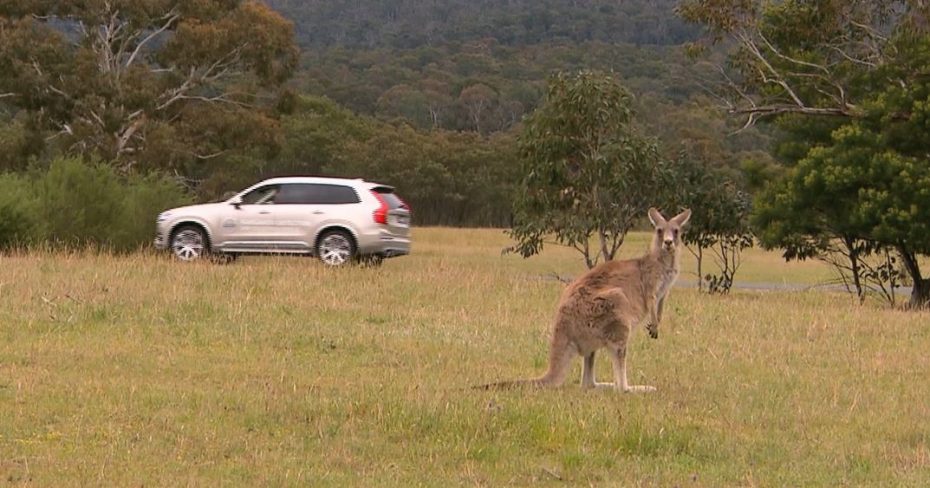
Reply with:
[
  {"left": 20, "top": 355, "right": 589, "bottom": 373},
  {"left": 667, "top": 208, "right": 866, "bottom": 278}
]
[{"left": 155, "top": 176, "right": 411, "bottom": 264}]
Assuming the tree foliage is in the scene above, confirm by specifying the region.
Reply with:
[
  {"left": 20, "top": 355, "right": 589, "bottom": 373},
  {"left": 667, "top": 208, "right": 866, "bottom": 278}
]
[
  {"left": 0, "top": 0, "right": 298, "bottom": 171},
  {"left": 677, "top": 0, "right": 929, "bottom": 126},
  {"left": 676, "top": 156, "right": 753, "bottom": 294},
  {"left": 682, "top": 0, "right": 930, "bottom": 307},
  {"left": 510, "top": 70, "right": 674, "bottom": 268},
  {"left": 196, "top": 96, "right": 521, "bottom": 227}
]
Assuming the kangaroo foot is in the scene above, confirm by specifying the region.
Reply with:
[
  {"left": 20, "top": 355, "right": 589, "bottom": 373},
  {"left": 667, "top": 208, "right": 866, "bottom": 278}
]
[{"left": 593, "top": 382, "right": 656, "bottom": 393}]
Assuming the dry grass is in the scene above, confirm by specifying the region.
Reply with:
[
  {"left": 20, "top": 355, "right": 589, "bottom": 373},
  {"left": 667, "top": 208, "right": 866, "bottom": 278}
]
[{"left": 1, "top": 228, "right": 928, "bottom": 486}]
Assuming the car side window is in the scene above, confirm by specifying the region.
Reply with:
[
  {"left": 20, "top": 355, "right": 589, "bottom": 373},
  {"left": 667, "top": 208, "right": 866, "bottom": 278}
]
[
  {"left": 274, "top": 184, "right": 317, "bottom": 204},
  {"left": 274, "top": 184, "right": 360, "bottom": 205},
  {"left": 240, "top": 185, "right": 279, "bottom": 205},
  {"left": 315, "top": 184, "right": 361, "bottom": 204}
]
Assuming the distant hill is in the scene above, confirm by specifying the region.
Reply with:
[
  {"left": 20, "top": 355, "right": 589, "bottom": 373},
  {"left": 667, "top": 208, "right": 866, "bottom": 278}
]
[
  {"left": 265, "top": 0, "right": 698, "bottom": 48},
  {"left": 259, "top": 0, "right": 768, "bottom": 168}
]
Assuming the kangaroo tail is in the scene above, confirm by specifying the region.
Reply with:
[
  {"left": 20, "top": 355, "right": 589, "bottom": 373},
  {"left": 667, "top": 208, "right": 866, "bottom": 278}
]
[{"left": 476, "top": 331, "right": 575, "bottom": 390}]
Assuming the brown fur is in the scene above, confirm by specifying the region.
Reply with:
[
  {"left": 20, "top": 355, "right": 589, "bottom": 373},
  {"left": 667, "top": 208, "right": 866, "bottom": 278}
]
[{"left": 480, "top": 208, "right": 691, "bottom": 392}]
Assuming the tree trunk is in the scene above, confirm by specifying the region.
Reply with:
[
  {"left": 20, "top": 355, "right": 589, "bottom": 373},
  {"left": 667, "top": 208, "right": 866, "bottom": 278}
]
[
  {"left": 910, "top": 279, "right": 930, "bottom": 310},
  {"left": 845, "top": 237, "right": 864, "bottom": 304},
  {"left": 696, "top": 246, "right": 704, "bottom": 291},
  {"left": 898, "top": 245, "right": 930, "bottom": 309}
]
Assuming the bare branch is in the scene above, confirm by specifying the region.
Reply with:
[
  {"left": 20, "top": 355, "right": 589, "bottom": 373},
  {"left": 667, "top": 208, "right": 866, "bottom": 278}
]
[
  {"left": 115, "top": 117, "right": 145, "bottom": 158},
  {"left": 171, "top": 94, "right": 254, "bottom": 108},
  {"left": 126, "top": 11, "right": 180, "bottom": 68},
  {"left": 828, "top": 45, "right": 879, "bottom": 68},
  {"left": 849, "top": 20, "right": 889, "bottom": 43},
  {"left": 757, "top": 31, "right": 831, "bottom": 74}
]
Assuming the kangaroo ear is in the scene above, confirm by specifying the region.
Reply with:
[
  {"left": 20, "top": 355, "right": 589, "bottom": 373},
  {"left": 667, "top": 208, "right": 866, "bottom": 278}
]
[
  {"left": 671, "top": 208, "right": 692, "bottom": 227},
  {"left": 648, "top": 207, "right": 666, "bottom": 227}
]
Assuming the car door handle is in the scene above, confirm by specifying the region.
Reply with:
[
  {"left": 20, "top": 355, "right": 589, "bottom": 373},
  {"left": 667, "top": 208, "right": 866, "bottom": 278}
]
[
  {"left": 312, "top": 211, "right": 325, "bottom": 215},
  {"left": 259, "top": 211, "right": 271, "bottom": 215}
]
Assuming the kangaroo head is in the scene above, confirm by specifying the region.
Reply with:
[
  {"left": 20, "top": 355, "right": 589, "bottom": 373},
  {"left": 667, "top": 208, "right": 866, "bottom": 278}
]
[{"left": 648, "top": 208, "right": 691, "bottom": 255}]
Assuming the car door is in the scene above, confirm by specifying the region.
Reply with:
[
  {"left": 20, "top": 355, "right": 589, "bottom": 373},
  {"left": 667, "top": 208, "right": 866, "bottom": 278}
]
[
  {"left": 217, "top": 184, "right": 280, "bottom": 250},
  {"left": 268, "top": 183, "right": 328, "bottom": 251}
]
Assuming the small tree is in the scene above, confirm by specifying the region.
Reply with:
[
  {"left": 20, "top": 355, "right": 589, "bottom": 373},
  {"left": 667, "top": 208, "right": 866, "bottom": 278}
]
[
  {"left": 509, "top": 70, "right": 674, "bottom": 268},
  {"left": 677, "top": 157, "right": 753, "bottom": 294}
]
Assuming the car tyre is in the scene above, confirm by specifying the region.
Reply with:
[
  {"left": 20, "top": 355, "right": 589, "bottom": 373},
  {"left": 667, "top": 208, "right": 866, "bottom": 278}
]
[
  {"left": 170, "top": 225, "right": 210, "bottom": 262},
  {"left": 317, "top": 230, "right": 356, "bottom": 266}
]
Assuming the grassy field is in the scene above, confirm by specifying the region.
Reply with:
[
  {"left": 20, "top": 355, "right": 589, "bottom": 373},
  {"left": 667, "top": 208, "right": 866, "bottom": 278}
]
[{"left": 1, "top": 228, "right": 929, "bottom": 486}]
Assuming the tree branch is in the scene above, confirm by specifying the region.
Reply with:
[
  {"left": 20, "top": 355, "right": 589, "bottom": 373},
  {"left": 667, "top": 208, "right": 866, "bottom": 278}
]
[{"left": 126, "top": 11, "right": 180, "bottom": 68}]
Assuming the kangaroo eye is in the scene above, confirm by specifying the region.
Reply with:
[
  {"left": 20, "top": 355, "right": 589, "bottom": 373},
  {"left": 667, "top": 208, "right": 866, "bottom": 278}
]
[{"left": 656, "top": 229, "right": 662, "bottom": 235}]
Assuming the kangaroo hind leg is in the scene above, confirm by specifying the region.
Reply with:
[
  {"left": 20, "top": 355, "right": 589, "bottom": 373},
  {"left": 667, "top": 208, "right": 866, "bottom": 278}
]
[
  {"left": 607, "top": 344, "right": 656, "bottom": 393},
  {"left": 581, "top": 352, "right": 596, "bottom": 388}
]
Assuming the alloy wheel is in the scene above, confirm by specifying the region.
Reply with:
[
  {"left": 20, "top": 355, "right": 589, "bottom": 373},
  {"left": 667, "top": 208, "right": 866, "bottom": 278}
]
[
  {"left": 319, "top": 233, "right": 353, "bottom": 266},
  {"left": 171, "top": 229, "right": 206, "bottom": 261}
]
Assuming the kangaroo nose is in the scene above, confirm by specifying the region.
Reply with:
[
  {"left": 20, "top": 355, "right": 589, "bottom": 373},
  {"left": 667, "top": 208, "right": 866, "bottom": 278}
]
[{"left": 664, "top": 239, "right": 673, "bottom": 247}]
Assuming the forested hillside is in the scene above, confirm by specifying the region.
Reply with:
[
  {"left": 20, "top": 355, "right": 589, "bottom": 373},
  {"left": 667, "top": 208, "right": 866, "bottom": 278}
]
[
  {"left": 266, "top": 0, "right": 698, "bottom": 48},
  {"left": 266, "top": 0, "right": 767, "bottom": 167},
  {"left": 270, "top": 0, "right": 710, "bottom": 133}
]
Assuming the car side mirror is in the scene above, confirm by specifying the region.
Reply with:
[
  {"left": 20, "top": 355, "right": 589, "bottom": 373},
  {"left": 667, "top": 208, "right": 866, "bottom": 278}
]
[{"left": 230, "top": 196, "right": 242, "bottom": 209}]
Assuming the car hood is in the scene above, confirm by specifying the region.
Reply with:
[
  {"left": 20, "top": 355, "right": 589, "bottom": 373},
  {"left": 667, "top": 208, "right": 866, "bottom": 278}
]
[{"left": 161, "top": 202, "right": 230, "bottom": 216}]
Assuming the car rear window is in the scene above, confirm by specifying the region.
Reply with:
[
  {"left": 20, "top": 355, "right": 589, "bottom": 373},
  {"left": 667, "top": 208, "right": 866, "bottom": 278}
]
[
  {"left": 313, "top": 184, "right": 361, "bottom": 204},
  {"left": 372, "top": 186, "right": 407, "bottom": 209}
]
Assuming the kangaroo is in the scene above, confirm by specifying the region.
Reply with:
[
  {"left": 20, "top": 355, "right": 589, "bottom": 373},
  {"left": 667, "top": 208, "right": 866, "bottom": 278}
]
[{"left": 481, "top": 208, "right": 691, "bottom": 392}]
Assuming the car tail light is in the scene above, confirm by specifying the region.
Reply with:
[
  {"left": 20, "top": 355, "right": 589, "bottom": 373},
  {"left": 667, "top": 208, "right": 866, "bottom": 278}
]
[{"left": 371, "top": 190, "right": 388, "bottom": 224}]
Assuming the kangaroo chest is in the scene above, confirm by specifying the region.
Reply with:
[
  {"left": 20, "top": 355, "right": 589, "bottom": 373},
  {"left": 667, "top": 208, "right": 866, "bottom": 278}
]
[{"left": 656, "top": 266, "right": 679, "bottom": 300}]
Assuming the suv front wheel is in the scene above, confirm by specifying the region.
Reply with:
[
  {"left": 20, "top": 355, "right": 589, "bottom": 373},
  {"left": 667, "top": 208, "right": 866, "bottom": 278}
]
[
  {"left": 171, "top": 225, "right": 209, "bottom": 261},
  {"left": 317, "top": 230, "right": 355, "bottom": 266}
]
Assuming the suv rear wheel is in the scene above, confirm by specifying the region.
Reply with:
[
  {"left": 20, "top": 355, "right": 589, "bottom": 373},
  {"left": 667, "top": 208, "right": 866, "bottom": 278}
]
[
  {"left": 171, "top": 225, "right": 209, "bottom": 261},
  {"left": 317, "top": 230, "right": 355, "bottom": 266}
]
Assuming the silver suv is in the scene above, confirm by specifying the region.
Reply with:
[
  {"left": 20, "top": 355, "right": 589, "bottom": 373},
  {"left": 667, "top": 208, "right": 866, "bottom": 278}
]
[{"left": 155, "top": 177, "right": 411, "bottom": 265}]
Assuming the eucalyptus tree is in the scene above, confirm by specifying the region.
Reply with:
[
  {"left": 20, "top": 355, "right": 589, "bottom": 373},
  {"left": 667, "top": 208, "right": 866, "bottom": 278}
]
[
  {"left": 0, "top": 0, "right": 298, "bottom": 171},
  {"left": 510, "top": 70, "right": 675, "bottom": 269}
]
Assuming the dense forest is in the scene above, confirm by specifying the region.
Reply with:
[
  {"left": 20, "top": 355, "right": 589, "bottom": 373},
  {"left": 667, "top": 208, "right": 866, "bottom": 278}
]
[
  {"left": 0, "top": 0, "right": 768, "bottom": 232},
  {"left": 274, "top": 0, "right": 771, "bottom": 188},
  {"left": 266, "top": 0, "right": 699, "bottom": 48}
]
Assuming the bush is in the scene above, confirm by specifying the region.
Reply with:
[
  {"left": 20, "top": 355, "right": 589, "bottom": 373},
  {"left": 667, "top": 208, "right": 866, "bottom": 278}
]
[
  {"left": 0, "top": 157, "right": 191, "bottom": 252},
  {"left": 0, "top": 172, "right": 39, "bottom": 248}
]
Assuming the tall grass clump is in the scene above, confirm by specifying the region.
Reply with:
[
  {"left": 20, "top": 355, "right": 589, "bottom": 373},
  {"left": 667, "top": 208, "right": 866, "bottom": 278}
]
[{"left": 0, "top": 156, "right": 191, "bottom": 251}]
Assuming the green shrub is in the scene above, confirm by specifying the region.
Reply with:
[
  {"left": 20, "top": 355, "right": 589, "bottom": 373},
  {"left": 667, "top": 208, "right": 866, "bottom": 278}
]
[
  {"left": 0, "top": 156, "right": 192, "bottom": 252},
  {"left": 0, "top": 172, "right": 39, "bottom": 248},
  {"left": 120, "top": 172, "right": 192, "bottom": 250},
  {"left": 33, "top": 157, "right": 128, "bottom": 247}
]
